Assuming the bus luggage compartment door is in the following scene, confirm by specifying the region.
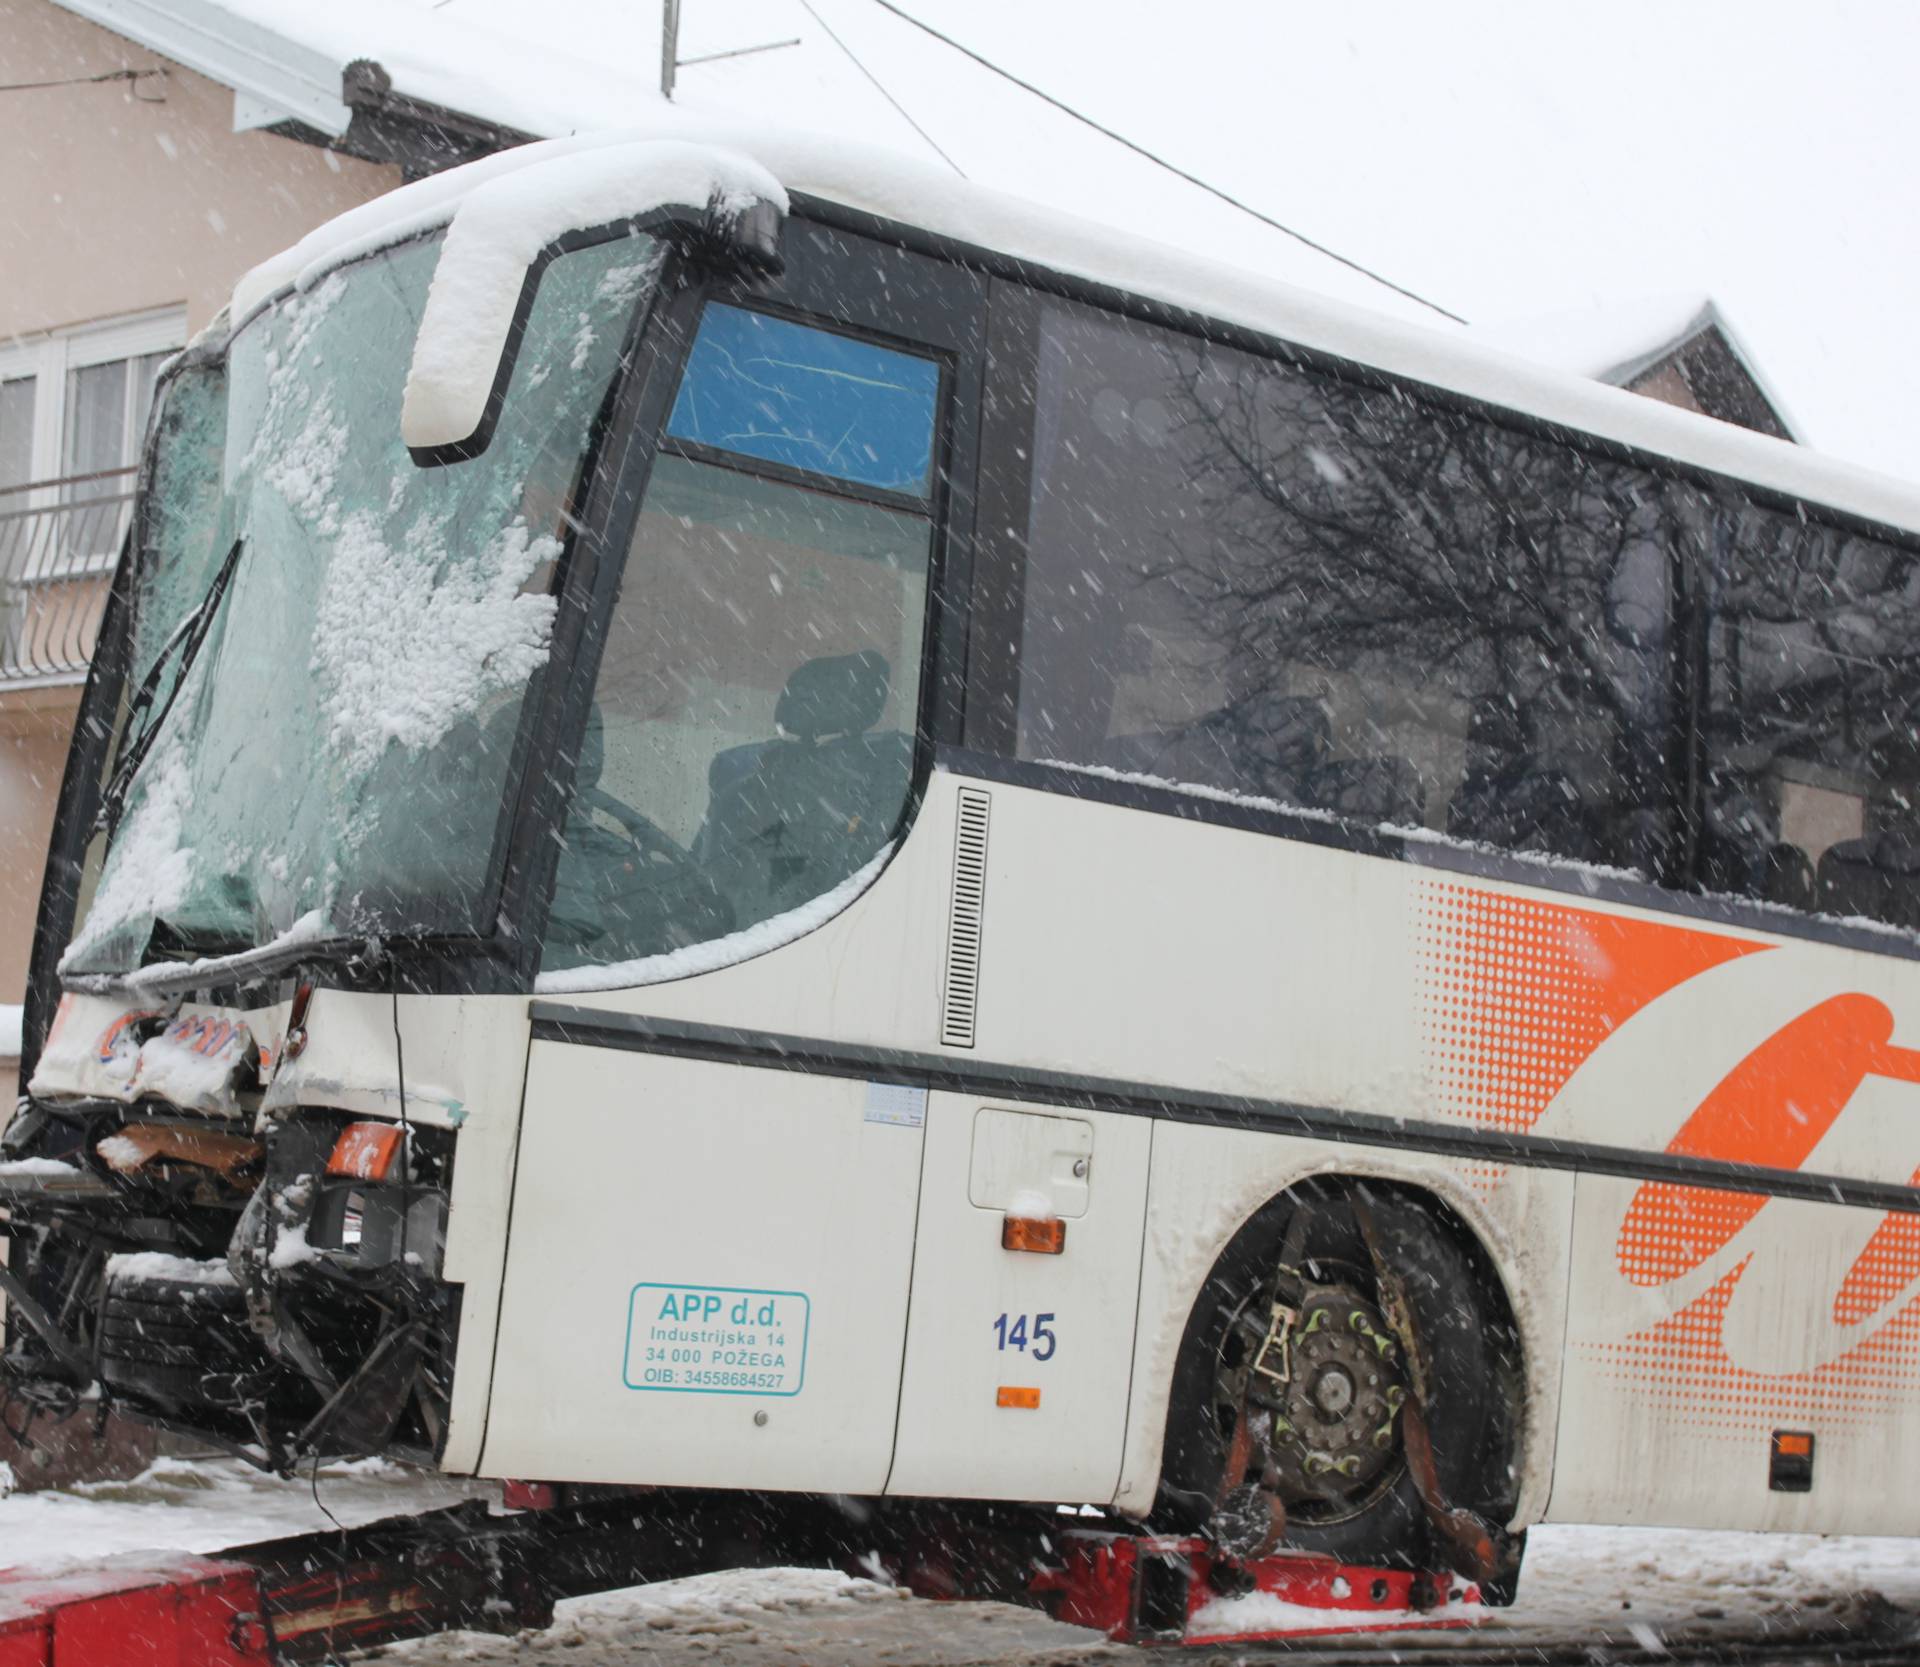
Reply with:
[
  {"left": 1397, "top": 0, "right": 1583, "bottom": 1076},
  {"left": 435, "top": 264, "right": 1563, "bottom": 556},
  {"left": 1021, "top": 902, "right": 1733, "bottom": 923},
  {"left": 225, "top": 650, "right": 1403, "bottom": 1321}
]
[
  {"left": 886, "top": 1099, "right": 1151, "bottom": 1502},
  {"left": 479, "top": 1041, "right": 923, "bottom": 1492}
]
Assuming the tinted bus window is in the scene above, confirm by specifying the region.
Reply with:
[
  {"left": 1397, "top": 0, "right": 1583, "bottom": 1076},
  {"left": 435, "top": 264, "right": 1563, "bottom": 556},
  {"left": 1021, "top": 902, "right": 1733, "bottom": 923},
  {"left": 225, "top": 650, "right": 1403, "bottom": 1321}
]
[
  {"left": 998, "top": 294, "right": 1677, "bottom": 876},
  {"left": 1699, "top": 496, "right": 1920, "bottom": 927},
  {"left": 667, "top": 303, "right": 940, "bottom": 495}
]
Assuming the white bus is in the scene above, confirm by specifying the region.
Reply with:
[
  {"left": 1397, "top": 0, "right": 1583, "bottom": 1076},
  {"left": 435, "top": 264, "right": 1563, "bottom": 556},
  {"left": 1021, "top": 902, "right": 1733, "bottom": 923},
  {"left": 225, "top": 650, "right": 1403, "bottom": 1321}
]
[{"left": 9, "top": 115, "right": 1920, "bottom": 1599}]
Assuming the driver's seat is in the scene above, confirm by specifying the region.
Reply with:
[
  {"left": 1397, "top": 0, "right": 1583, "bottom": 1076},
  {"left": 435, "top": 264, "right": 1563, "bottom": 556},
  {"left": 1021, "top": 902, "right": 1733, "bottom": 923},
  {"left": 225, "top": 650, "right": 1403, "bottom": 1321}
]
[
  {"left": 699, "top": 651, "right": 911, "bottom": 922},
  {"left": 543, "top": 704, "right": 732, "bottom": 969}
]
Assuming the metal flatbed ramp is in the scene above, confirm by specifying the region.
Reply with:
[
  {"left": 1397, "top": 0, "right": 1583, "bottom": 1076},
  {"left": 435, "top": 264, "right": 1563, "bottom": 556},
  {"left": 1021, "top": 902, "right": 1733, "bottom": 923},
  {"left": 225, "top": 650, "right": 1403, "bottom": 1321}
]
[
  {"left": 1033, "top": 1533, "right": 1479, "bottom": 1644},
  {"left": 0, "top": 1555, "right": 264, "bottom": 1667},
  {"left": 0, "top": 1489, "right": 1488, "bottom": 1662}
]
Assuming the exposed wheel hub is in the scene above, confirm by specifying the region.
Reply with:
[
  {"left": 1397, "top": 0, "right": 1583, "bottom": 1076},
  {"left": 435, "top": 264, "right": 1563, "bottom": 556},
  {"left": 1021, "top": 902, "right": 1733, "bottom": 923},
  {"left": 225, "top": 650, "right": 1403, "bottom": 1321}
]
[
  {"left": 1311, "top": 1363, "right": 1355, "bottom": 1417},
  {"left": 1225, "top": 1280, "right": 1410, "bottom": 1518}
]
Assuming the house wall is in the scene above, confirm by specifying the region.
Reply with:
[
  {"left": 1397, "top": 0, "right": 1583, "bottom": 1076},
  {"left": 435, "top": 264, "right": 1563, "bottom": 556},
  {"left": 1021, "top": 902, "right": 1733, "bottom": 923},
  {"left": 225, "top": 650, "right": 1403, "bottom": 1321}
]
[
  {"left": 1624, "top": 362, "right": 1705, "bottom": 419},
  {"left": 0, "top": 0, "right": 399, "bottom": 343},
  {"left": 0, "top": 0, "right": 402, "bottom": 1037}
]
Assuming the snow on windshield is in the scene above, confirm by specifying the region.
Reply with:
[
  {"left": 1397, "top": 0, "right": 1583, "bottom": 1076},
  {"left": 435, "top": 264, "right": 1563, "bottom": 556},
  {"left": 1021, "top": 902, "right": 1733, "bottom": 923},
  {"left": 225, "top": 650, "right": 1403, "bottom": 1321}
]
[
  {"left": 317, "top": 516, "right": 558, "bottom": 774},
  {"left": 63, "top": 232, "right": 665, "bottom": 975}
]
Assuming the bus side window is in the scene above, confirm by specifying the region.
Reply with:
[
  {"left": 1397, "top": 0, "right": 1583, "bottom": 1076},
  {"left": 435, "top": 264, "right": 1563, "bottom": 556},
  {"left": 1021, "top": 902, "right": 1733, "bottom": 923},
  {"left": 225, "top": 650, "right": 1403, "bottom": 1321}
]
[
  {"left": 540, "top": 304, "right": 943, "bottom": 977},
  {"left": 985, "top": 290, "right": 1678, "bottom": 879},
  {"left": 1698, "top": 499, "right": 1920, "bottom": 928}
]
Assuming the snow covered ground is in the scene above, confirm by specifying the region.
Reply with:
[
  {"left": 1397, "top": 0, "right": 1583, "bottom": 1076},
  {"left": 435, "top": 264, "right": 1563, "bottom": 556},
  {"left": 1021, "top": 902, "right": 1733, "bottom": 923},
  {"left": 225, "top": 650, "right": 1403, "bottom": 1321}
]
[
  {"left": 0, "top": 1451, "right": 487, "bottom": 1561},
  {"left": 383, "top": 1522, "right": 1920, "bottom": 1664},
  {"left": 2, "top": 1457, "right": 1917, "bottom": 1661}
]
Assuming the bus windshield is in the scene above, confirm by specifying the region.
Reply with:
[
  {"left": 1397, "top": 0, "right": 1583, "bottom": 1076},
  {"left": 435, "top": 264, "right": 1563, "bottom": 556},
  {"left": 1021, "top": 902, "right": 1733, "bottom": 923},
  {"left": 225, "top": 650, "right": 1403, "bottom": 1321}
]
[{"left": 61, "top": 229, "right": 662, "bottom": 976}]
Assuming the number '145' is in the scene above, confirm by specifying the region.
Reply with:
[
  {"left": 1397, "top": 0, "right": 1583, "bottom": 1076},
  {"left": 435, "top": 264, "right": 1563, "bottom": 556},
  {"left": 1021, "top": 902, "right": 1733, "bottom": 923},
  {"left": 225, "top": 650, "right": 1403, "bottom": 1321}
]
[{"left": 993, "top": 1312, "right": 1057, "bottom": 1361}]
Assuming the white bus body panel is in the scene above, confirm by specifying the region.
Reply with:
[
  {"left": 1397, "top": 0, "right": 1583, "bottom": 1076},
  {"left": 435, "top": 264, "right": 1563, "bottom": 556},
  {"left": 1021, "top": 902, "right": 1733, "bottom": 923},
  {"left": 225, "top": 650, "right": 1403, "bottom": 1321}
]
[
  {"left": 886, "top": 1099, "right": 1151, "bottom": 1502},
  {"left": 491, "top": 774, "right": 1581, "bottom": 1515},
  {"left": 1529, "top": 937, "right": 1920, "bottom": 1533},
  {"left": 1555, "top": 1177, "right": 1920, "bottom": 1535},
  {"left": 942, "top": 773, "right": 1920, "bottom": 1533},
  {"left": 179, "top": 766, "right": 1907, "bottom": 1535},
  {"left": 474, "top": 790, "right": 956, "bottom": 1488},
  {"left": 480, "top": 1044, "right": 922, "bottom": 1490}
]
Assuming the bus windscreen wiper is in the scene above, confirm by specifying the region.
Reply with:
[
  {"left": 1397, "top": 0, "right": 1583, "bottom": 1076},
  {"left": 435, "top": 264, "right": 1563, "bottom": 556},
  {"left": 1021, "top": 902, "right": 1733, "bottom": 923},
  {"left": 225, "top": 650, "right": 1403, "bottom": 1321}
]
[{"left": 94, "top": 535, "right": 245, "bottom": 840}]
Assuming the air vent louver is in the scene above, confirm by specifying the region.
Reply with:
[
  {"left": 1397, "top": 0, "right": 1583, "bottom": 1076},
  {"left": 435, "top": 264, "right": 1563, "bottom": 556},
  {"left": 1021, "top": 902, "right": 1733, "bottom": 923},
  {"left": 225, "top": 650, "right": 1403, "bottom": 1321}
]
[{"left": 941, "top": 788, "right": 991, "bottom": 1048}]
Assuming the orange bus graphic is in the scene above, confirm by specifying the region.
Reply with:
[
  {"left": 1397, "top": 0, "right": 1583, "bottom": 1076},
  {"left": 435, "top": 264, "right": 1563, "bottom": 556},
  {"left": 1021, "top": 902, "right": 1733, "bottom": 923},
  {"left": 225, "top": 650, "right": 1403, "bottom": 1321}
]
[{"left": 1417, "top": 880, "right": 1920, "bottom": 1426}]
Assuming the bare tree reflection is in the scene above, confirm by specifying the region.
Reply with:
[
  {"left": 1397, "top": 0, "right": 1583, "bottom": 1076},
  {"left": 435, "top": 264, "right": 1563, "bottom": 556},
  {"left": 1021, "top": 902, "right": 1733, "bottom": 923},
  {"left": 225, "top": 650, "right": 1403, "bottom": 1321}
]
[
  {"left": 1130, "top": 342, "right": 1678, "bottom": 869},
  {"left": 1013, "top": 294, "right": 1920, "bottom": 924},
  {"left": 1702, "top": 506, "right": 1920, "bottom": 918}
]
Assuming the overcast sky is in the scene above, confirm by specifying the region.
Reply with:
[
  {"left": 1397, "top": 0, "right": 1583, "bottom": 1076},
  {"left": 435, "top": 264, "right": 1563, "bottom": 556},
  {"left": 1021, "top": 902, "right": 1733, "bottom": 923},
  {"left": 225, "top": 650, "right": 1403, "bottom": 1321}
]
[{"left": 420, "top": 0, "right": 1920, "bottom": 483}]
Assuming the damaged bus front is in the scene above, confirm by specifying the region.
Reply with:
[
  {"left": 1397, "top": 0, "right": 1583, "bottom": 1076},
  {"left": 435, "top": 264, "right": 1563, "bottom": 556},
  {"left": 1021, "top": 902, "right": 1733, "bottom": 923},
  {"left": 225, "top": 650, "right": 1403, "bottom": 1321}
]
[{"left": 1, "top": 140, "right": 788, "bottom": 1469}]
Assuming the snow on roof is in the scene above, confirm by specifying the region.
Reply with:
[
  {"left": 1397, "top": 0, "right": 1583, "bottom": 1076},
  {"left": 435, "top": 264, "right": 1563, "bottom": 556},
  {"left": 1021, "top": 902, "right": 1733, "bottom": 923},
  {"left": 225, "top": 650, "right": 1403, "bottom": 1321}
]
[
  {"left": 220, "top": 0, "right": 648, "bottom": 142},
  {"left": 58, "top": 0, "right": 1920, "bottom": 499},
  {"left": 53, "top": 0, "right": 824, "bottom": 146},
  {"left": 1471, "top": 293, "right": 1716, "bottom": 382},
  {"left": 223, "top": 107, "right": 1920, "bottom": 548},
  {"left": 399, "top": 139, "right": 781, "bottom": 448},
  {"left": 1471, "top": 294, "right": 1808, "bottom": 444},
  {"left": 51, "top": 0, "right": 569, "bottom": 139}
]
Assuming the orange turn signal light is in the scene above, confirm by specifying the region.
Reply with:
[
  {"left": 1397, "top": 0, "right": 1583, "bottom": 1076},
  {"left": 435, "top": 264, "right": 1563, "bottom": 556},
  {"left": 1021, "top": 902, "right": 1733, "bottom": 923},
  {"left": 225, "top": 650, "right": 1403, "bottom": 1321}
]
[
  {"left": 1002, "top": 1215, "right": 1066, "bottom": 1254},
  {"left": 1769, "top": 1428, "right": 1816, "bottom": 1492},
  {"left": 327, "top": 1121, "right": 404, "bottom": 1182},
  {"left": 996, "top": 1386, "right": 1041, "bottom": 1410}
]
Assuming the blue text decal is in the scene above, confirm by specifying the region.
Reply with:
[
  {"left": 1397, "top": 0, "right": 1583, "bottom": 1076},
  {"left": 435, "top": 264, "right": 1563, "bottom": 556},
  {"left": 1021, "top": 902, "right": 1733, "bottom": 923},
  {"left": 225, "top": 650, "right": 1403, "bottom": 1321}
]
[{"left": 624, "top": 1283, "right": 810, "bottom": 1395}]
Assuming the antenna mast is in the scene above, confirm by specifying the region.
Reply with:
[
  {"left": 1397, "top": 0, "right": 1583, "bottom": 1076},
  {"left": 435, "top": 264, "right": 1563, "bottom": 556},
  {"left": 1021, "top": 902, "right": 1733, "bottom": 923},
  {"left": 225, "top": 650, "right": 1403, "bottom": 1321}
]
[
  {"left": 661, "top": 0, "right": 681, "bottom": 99},
  {"left": 660, "top": 2, "right": 799, "bottom": 102}
]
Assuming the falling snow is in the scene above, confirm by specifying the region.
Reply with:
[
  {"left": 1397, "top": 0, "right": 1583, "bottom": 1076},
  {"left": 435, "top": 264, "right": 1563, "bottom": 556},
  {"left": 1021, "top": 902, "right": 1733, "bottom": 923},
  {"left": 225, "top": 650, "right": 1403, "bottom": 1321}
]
[{"left": 7, "top": 28, "right": 1920, "bottom": 1667}]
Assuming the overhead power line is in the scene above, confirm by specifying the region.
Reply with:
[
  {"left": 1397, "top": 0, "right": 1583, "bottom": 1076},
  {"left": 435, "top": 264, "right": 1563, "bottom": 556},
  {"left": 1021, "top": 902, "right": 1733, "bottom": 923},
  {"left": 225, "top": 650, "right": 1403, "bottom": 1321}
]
[
  {"left": 863, "top": 0, "right": 1467, "bottom": 325},
  {"left": 0, "top": 66, "right": 164, "bottom": 97},
  {"left": 798, "top": 0, "right": 967, "bottom": 179}
]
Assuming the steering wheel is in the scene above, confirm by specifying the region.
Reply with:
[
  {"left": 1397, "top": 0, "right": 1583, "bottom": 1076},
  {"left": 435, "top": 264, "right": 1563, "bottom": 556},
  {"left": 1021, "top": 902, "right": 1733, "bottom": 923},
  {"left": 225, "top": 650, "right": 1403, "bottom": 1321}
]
[{"left": 578, "top": 784, "right": 690, "bottom": 869}]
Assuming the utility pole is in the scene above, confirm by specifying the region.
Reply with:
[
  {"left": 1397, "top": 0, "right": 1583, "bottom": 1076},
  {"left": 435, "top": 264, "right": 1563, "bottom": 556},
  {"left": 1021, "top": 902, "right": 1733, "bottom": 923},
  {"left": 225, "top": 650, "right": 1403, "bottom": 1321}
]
[{"left": 661, "top": 0, "right": 681, "bottom": 100}]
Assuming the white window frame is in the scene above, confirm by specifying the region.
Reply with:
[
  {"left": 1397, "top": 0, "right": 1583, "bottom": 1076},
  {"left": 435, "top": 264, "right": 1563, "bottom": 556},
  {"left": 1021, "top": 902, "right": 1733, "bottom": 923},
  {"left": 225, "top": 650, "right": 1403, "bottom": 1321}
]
[
  {"left": 0, "top": 308, "right": 186, "bottom": 587},
  {"left": 0, "top": 306, "right": 188, "bottom": 498}
]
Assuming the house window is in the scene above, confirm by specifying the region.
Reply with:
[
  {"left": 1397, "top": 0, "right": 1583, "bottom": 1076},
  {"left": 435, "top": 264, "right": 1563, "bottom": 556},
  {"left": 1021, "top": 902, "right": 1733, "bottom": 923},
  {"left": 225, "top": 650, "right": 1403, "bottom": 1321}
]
[
  {"left": 0, "top": 310, "right": 183, "bottom": 590},
  {"left": 64, "top": 352, "right": 172, "bottom": 500},
  {"left": 0, "top": 377, "right": 32, "bottom": 493},
  {"left": 0, "top": 307, "right": 185, "bottom": 497}
]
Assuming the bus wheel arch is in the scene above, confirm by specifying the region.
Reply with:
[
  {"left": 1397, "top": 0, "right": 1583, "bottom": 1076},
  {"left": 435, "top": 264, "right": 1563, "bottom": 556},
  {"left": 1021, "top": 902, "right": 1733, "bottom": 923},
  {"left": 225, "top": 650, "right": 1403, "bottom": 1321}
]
[{"left": 1154, "top": 1171, "right": 1528, "bottom": 1593}]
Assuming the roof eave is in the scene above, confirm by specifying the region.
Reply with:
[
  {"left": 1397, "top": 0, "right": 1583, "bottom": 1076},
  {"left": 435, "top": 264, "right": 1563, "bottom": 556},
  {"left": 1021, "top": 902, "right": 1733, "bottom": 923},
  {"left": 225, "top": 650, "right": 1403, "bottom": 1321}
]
[
  {"left": 49, "top": 3, "right": 530, "bottom": 179},
  {"left": 51, "top": 0, "right": 353, "bottom": 135}
]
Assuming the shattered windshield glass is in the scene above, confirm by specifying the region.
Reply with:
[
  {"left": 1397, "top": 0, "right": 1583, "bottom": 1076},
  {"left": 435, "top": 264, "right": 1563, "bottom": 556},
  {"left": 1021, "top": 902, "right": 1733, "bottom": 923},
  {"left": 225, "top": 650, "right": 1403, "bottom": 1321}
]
[{"left": 63, "top": 229, "right": 662, "bottom": 975}]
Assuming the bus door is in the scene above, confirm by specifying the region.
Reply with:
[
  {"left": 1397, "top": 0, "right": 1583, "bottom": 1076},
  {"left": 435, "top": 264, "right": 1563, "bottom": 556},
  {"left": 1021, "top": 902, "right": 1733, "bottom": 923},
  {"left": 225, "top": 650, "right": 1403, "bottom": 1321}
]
[{"left": 887, "top": 1095, "right": 1152, "bottom": 1502}]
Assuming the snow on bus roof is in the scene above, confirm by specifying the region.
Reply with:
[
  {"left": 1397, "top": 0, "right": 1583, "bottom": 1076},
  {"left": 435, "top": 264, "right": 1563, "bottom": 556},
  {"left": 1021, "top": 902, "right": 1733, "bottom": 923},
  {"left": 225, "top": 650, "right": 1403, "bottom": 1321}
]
[{"left": 231, "top": 106, "right": 1920, "bottom": 543}]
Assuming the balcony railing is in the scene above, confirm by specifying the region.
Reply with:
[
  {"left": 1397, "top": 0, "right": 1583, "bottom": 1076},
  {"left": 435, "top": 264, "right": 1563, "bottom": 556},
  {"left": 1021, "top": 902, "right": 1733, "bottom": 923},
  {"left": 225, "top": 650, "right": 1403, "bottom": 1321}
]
[{"left": 0, "top": 467, "right": 133, "bottom": 687}]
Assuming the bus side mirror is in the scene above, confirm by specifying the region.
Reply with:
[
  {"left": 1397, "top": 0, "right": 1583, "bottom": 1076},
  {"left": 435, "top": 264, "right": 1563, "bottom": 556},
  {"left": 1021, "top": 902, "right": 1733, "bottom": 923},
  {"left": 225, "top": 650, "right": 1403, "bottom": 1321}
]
[{"left": 401, "top": 138, "right": 786, "bottom": 466}]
